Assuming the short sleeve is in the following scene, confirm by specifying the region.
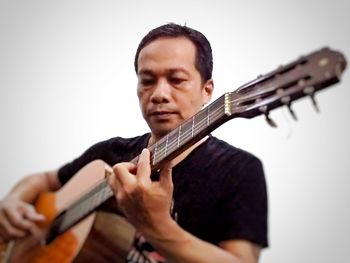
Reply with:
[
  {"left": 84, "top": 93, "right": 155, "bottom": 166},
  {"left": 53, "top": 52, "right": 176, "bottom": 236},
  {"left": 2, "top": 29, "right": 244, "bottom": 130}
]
[{"left": 57, "top": 134, "right": 150, "bottom": 186}]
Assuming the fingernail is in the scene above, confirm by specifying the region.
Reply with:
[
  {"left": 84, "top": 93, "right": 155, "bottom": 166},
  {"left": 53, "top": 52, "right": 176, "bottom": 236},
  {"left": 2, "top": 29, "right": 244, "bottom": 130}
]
[{"left": 37, "top": 214, "right": 46, "bottom": 220}]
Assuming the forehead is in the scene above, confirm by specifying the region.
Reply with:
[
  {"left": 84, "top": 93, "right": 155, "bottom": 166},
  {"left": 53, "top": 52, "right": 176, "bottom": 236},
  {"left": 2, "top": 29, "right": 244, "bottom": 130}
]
[{"left": 137, "top": 37, "right": 197, "bottom": 74}]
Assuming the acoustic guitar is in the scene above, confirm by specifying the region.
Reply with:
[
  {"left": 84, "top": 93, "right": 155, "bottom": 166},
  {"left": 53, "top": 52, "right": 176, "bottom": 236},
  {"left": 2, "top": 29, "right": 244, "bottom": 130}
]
[{"left": 0, "top": 47, "right": 346, "bottom": 262}]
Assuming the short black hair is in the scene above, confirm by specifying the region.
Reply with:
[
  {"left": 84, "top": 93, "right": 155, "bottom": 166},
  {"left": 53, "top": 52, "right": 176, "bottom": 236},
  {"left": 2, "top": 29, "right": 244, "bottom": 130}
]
[{"left": 134, "top": 23, "right": 213, "bottom": 82}]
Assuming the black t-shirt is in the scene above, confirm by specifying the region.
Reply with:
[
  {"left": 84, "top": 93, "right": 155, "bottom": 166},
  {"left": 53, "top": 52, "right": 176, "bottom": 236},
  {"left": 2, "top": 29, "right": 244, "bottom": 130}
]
[{"left": 58, "top": 133, "right": 268, "bottom": 258}]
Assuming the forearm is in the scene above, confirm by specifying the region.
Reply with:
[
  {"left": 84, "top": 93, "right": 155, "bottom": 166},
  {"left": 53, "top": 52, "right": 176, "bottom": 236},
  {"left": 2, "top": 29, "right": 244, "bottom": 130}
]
[
  {"left": 0, "top": 171, "right": 60, "bottom": 241},
  {"left": 144, "top": 219, "right": 241, "bottom": 263},
  {"left": 4, "top": 170, "right": 60, "bottom": 203}
]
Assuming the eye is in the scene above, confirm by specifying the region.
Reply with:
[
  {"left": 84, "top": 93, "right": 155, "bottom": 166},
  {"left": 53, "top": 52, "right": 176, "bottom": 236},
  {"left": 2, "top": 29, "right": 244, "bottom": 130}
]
[
  {"left": 169, "top": 77, "right": 186, "bottom": 85},
  {"left": 140, "top": 77, "right": 155, "bottom": 86}
]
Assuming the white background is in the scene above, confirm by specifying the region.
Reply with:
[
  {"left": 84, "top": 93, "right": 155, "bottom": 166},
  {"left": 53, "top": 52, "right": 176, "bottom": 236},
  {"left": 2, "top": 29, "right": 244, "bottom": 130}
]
[{"left": 0, "top": 0, "right": 349, "bottom": 262}]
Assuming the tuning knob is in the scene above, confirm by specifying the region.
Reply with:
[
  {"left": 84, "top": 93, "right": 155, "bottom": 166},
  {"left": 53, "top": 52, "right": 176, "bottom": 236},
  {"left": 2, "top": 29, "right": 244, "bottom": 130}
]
[
  {"left": 281, "top": 96, "right": 298, "bottom": 121},
  {"left": 259, "top": 105, "right": 277, "bottom": 128},
  {"left": 310, "top": 94, "right": 320, "bottom": 113},
  {"left": 304, "top": 86, "right": 320, "bottom": 113},
  {"left": 287, "top": 104, "right": 298, "bottom": 120},
  {"left": 265, "top": 115, "right": 278, "bottom": 128}
]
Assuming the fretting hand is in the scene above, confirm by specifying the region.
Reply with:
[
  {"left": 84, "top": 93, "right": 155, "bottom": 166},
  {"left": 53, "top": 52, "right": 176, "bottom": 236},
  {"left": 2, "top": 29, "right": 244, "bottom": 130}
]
[{"left": 108, "top": 149, "right": 174, "bottom": 238}]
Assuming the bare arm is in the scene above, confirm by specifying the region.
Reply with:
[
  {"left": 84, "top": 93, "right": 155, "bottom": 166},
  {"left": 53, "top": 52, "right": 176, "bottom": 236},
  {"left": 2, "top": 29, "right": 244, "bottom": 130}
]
[
  {"left": 109, "top": 149, "right": 262, "bottom": 263},
  {"left": 144, "top": 219, "right": 261, "bottom": 263},
  {"left": 0, "top": 170, "right": 61, "bottom": 242},
  {"left": 4, "top": 170, "right": 61, "bottom": 202}
]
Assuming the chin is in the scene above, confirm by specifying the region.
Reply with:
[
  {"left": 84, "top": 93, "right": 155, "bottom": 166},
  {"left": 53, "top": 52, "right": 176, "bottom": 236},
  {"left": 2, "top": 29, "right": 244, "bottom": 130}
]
[
  {"left": 151, "top": 125, "right": 175, "bottom": 139},
  {"left": 148, "top": 117, "right": 184, "bottom": 138}
]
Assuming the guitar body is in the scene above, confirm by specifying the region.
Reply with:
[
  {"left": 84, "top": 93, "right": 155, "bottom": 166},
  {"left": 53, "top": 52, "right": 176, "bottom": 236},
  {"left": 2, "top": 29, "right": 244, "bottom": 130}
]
[{"left": 0, "top": 160, "right": 135, "bottom": 263}]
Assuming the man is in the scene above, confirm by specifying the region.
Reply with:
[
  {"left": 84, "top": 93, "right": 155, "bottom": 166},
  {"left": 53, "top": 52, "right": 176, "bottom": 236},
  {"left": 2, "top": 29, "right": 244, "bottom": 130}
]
[{"left": 0, "top": 23, "right": 268, "bottom": 262}]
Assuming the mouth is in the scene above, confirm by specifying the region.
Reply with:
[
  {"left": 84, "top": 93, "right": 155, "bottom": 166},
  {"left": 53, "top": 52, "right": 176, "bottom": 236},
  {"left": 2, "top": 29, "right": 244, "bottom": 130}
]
[{"left": 150, "top": 111, "right": 177, "bottom": 121}]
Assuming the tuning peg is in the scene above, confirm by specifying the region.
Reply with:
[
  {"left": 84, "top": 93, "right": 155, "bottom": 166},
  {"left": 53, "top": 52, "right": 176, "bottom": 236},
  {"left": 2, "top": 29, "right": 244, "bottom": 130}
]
[
  {"left": 281, "top": 96, "right": 298, "bottom": 121},
  {"left": 287, "top": 104, "right": 298, "bottom": 120},
  {"left": 304, "top": 86, "right": 320, "bottom": 113},
  {"left": 310, "top": 94, "right": 320, "bottom": 113},
  {"left": 265, "top": 114, "right": 278, "bottom": 128},
  {"left": 259, "top": 105, "right": 278, "bottom": 128}
]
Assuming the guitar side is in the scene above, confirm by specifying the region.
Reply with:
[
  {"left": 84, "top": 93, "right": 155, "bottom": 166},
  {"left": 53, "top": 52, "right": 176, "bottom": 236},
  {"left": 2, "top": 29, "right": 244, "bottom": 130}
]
[{"left": 0, "top": 160, "right": 135, "bottom": 263}]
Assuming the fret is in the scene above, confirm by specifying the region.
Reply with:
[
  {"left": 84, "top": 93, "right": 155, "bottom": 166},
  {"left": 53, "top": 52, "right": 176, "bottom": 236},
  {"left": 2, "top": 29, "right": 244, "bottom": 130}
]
[
  {"left": 207, "top": 105, "right": 210, "bottom": 126},
  {"left": 193, "top": 106, "right": 210, "bottom": 135},
  {"left": 167, "top": 129, "right": 180, "bottom": 156},
  {"left": 181, "top": 118, "right": 193, "bottom": 142},
  {"left": 208, "top": 95, "right": 225, "bottom": 123},
  {"left": 164, "top": 134, "right": 169, "bottom": 156},
  {"left": 154, "top": 130, "right": 179, "bottom": 165},
  {"left": 191, "top": 116, "right": 195, "bottom": 137},
  {"left": 103, "top": 184, "right": 113, "bottom": 199},
  {"left": 155, "top": 136, "right": 169, "bottom": 165},
  {"left": 155, "top": 143, "right": 165, "bottom": 165},
  {"left": 152, "top": 142, "right": 158, "bottom": 166},
  {"left": 177, "top": 125, "right": 181, "bottom": 147}
]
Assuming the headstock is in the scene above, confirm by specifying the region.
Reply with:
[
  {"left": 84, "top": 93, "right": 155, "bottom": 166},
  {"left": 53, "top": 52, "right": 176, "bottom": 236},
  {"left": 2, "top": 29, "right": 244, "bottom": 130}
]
[{"left": 229, "top": 47, "right": 347, "bottom": 126}]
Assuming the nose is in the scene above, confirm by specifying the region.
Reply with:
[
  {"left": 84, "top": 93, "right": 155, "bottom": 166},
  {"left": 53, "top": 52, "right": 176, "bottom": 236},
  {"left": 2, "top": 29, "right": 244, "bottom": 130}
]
[{"left": 150, "top": 79, "right": 171, "bottom": 104}]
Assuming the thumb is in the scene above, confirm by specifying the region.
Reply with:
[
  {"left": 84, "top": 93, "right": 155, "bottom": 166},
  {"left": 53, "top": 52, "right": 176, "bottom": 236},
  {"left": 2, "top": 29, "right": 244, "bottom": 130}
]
[
  {"left": 23, "top": 204, "right": 45, "bottom": 221},
  {"left": 159, "top": 162, "right": 173, "bottom": 191}
]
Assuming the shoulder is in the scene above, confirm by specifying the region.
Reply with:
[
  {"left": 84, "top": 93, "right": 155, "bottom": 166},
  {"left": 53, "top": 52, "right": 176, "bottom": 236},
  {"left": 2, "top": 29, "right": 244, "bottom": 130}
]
[
  {"left": 204, "top": 135, "right": 262, "bottom": 168},
  {"left": 88, "top": 133, "right": 150, "bottom": 154},
  {"left": 181, "top": 135, "right": 264, "bottom": 189},
  {"left": 202, "top": 136, "right": 265, "bottom": 190}
]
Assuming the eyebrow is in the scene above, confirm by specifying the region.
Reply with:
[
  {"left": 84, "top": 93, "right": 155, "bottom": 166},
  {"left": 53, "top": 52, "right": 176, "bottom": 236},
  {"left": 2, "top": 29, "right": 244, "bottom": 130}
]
[
  {"left": 138, "top": 67, "right": 190, "bottom": 76},
  {"left": 138, "top": 69, "right": 154, "bottom": 76}
]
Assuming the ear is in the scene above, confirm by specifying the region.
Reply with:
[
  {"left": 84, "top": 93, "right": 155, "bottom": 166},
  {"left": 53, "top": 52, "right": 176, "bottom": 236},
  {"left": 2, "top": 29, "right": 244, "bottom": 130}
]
[{"left": 202, "top": 79, "right": 214, "bottom": 105}]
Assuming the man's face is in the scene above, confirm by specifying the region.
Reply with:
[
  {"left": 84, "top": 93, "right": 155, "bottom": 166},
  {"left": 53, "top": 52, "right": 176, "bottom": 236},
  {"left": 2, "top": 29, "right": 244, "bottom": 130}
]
[{"left": 137, "top": 37, "right": 213, "bottom": 141}]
